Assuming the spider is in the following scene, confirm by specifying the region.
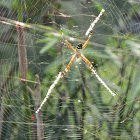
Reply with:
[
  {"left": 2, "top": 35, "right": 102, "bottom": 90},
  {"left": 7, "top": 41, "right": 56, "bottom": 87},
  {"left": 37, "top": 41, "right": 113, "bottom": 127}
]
[
  {"left": 36, "top": 9, "right": 116, "bottom": 114},
  {"left": 60, "top": 30, "right": 115, "bottom": 97},
  {"left": 61, "top": 29, "right": 95, "bottom": 78}
]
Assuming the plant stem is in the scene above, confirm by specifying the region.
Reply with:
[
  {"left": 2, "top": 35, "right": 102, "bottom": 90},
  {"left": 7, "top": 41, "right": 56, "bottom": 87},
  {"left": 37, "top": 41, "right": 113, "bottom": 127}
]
[
  {"left": 35, "top": 75, "right": 44, "bottom": 140},
  {"left": 16, "top": 0, "right": 32, "bottom": 139}
]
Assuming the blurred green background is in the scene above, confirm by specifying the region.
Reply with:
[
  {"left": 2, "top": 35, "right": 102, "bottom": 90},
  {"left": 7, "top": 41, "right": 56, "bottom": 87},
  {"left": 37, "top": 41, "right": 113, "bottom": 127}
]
[{"left": 0, "top": 0, "right": 140, "bottom": 139}]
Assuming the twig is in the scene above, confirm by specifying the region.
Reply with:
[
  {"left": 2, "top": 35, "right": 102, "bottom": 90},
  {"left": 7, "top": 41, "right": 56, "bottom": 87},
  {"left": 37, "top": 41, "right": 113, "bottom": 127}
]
[
  {"left": 36, "top": 72, "right": 62, "bottom": 114},
  {"left": 16, "top": 24, "right": 28, "bottom": 81},
  {"left": 35, "top": 75, "right": 44, "bottom": 139},
  {"left": 27, "top": 85, "right": 35, "bottom": 97},
  {"left": 16, "top": 23, "right": 32, "bottom": 139}
]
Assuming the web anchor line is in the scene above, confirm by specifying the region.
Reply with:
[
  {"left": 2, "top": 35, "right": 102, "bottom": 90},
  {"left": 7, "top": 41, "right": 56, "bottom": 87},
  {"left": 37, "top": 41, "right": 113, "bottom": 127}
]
[{"left": 36, "top": 72, "right": 62, "bottom": 114}]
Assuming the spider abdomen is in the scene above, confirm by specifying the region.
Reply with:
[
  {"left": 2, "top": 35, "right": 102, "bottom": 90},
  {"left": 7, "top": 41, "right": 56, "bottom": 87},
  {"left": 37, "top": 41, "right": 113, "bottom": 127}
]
[{"left": 76, "top": 49, "right": 81, "bottom": 58}]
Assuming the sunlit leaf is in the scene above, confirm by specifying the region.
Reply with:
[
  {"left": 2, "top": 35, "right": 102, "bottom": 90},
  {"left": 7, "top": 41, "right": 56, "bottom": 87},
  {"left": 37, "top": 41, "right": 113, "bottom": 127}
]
[
  {"left": 127, "top": 71, "right": 140, "bottom": 107},
  {"left": 105, "top": 48, "right": 121, "bottom": 67},
  {"left": 40, "top": 37, "right": 59, "bottom": 54},
  {"left": 126, "top": 40, "right": 140, "bottom": 57}
]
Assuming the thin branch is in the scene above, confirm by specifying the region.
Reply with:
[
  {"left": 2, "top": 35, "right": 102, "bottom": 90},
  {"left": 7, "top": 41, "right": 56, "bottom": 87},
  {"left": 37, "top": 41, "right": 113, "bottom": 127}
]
[
  {"left": 35, "top": 74, "right": 44, "bottom": 140},
  {"left": 16, "top": 19, "right": 32, "bottom": 139},
  {"left": 16, "top": 24, "right": 28, "bottom": 81},
  {"left": 27, "top": 85, "right": 35, "bottom": 97},
  {"left": 36, "top": 72, "right": 62, "bottom": 113}
]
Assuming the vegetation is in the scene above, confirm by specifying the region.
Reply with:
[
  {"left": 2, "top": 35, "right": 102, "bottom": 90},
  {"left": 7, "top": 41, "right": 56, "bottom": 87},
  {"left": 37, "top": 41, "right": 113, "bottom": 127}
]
[{"left": 0, "top": 0, "right": 139, "bottom": 139}]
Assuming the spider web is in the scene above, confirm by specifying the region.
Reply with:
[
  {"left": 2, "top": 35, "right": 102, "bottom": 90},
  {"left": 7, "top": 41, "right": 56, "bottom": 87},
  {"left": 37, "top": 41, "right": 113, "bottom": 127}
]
[{"left": 0, "top": 0, "right": 140, "bottom": 139}]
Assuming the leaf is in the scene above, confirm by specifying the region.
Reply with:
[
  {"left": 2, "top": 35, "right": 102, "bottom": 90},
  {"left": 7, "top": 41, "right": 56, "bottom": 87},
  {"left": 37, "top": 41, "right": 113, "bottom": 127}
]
[
  {"left": 37, "top": 37, "right": 51, "bottom": 43},
  {"left": 61, "top": 28, "right": 78, "bottom": 37},
  {"left": 45, "top": 56, "right": 63, "bottom": 72},
  {"left": 125, "top": 40, "right": 140, "bottom": 58},
  {"left": 105, "top": 48, "right": 121, "bottom": 67},
  {"left": 0, "top": 0, "right": 15, "bottom": 9},
  {"left": 93, "top": 2, "right": 103, "bottom": 11},
  {"left": 32, "top": 24, "right": 57, "bottom": 32},
  {"left": 40, "top": 37, "right": 59, "bottom": 54},
  {"left": 127, "top": 71, "right": 140, "bottom": 106},
  {"left": 83, "top": 48, "right": 110, "bottom": 59}
]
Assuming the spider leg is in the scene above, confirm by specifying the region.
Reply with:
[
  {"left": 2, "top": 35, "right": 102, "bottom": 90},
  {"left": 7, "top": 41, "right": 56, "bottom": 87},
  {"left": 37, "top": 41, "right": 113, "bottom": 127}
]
[
  {"left": 80, "top": 54, "right": 96, "bottom": 71},
  {"left": 61, "top": 29, "right": 76, "bottom": 53},
  {"left": 82, "top": 30, "right": 93, "bottom": 50},
  {"left": 81, "top": 55, "right": 116, "bottom": 96},
  {"left": 61, "top": 54, "right": 76, "bottom": 78}
]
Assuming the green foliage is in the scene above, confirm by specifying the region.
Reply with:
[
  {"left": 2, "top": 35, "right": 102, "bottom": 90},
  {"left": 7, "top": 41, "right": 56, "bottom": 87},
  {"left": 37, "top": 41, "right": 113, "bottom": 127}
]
[
  {"left": 0, "top": 0, "right": 140, "bottom": 140},
  {"left": 40, "top": 37, "right": 59, "bottom": 54}
]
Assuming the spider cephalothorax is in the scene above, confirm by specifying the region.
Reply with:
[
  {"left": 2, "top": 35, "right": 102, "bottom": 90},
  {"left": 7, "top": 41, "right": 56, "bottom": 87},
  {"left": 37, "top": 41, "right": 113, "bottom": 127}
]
[
  {"left": 61, "top": 30, "right": 93, "bottom": 78},
  {"left": 76, "top": 43, "right": 83, "bottom": 50}
]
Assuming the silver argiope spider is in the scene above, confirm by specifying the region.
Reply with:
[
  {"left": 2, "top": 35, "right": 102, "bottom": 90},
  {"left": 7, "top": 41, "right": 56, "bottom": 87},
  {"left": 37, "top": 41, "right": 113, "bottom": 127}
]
[
  {"left": 61, "top": 30, "right": 95, "bottom": 78},
  {"left": 36, "top": 9, "right": 116, "bottom": 114}
]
